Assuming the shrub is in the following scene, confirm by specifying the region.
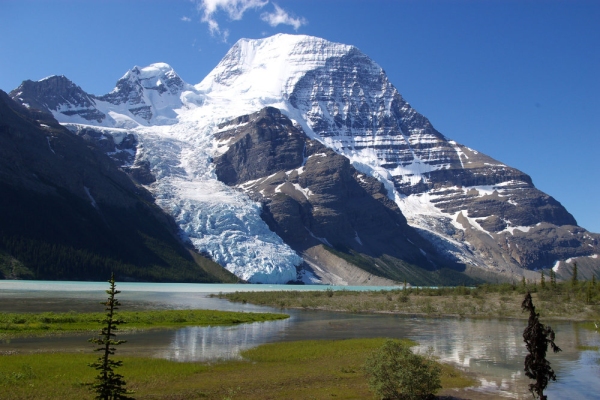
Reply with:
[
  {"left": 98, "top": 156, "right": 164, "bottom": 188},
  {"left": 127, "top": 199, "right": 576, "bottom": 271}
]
[{"left": 363, "top": 340, "right": 441, "bottom": 400}]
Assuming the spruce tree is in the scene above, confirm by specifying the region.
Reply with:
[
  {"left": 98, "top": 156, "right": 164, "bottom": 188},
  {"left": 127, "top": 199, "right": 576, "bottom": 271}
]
[
  {"left": 571, "top": 263, "right": 578, "bottom": 287},
  {"left": 89, "top": 273, "right": 133, "bottom": 400},
  {"left": 540, "top": 271, "right": 546, "bottom": 289},
  {"left": 522, "top": 292, "right": 561, "bottom": 400}
]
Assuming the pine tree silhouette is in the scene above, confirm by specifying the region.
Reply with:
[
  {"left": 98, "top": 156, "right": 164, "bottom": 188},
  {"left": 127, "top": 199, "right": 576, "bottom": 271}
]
[{"left": 89, "top": 273, "right": 134, "bottom": 400}]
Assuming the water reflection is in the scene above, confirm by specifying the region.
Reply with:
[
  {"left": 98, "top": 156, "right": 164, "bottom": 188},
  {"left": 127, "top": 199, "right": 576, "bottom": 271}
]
[{"left": 159, "top": 318, "right": 291, "bottom": 361}]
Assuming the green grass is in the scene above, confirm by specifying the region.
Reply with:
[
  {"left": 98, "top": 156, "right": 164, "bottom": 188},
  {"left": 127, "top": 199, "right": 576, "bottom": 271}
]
[
  {"left": 0, "top": 338, "right": 475, "bottom": 399},
  {"left": 0, "top": 309, "right": 288, "bottom": 338},
  {"left": 576, "top": 345, "right": 599, "bottom": 351}
]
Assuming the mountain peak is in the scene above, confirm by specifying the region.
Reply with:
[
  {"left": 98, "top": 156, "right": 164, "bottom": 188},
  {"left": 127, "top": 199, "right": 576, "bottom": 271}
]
[
  {"left": 93, "top": 62, "right": 191, "bottom": 125},
  {"left": 38, "top": 74, "right": 69, "bottom": 83},
  {"left": 196, "top": 34, "right": 356, "bottom": 96},
  {"left": 121, "top": 62, "right": 177, "bottom": 81},
  {"left": 234, "top": 33, "right": 350, "bottom": 51},
  {"left": 11, "top": 75, "right": 82, "bottom": 100},
  {"left": 8, "top": 75, "right": 102, "bottom": 122},
  {"left": 111, "top": 62, "right": 184, "bottom": 97}
]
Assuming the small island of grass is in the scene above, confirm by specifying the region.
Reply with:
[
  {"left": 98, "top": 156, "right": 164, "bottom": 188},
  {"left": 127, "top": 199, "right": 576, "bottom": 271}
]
[{"left": 0, "top": 309, "right": 288, "bottom": 338}]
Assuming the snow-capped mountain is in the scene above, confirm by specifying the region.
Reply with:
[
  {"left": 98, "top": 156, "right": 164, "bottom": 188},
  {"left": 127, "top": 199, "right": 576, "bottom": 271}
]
[
  {"left": 11, "top": 63, "right": 202, "bottom": 128},
  {"left": 96, "top": 63, "right": 199, "bottom": 126},
  {"left": 9, "top": 34, "right": 600, "bottom": 284}
]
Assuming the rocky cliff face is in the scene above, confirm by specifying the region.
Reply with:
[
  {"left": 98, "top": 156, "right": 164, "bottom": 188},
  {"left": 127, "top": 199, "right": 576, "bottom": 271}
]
[
  {"left": 214, "top": 107, "right": 482, "bottom": 284},
  {"left": 275, "top": 37, "right": 597, "bottom": 278},
  {"left": 10, "top": 76, "right": 106, "bottom": 123},
  {"left": 7, "top": 33, "right": 599, "bottom": 284}
]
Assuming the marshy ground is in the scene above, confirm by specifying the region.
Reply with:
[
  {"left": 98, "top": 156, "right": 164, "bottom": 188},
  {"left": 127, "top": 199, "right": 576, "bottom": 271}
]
[{"left": 214, "top": 282, "right": 600, "bottom": 322}]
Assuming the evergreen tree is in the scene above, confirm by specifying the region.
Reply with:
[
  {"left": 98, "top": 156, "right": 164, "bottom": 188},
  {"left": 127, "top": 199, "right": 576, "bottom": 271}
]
[
  {"left": 549, "top": 269, "right": 556, "bottom": 289},
  {"left": 571, "top": 263, "right": 578, "bottom": 287},
  {"left": 89, "top": 273, "right": 134, "bottom": 400},
  {"left": 540, "top": 271, "right": 546, "bottom": 289},
  {"left": 522, "top": 292, "right": 561, "bottom": 400}
]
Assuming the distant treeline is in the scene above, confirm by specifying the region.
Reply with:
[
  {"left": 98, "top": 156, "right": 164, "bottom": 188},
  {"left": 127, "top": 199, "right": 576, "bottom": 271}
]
[
  {"left": 0, "top": 183, "right": 230, "bottom": 282},
  {"left": 0, "top": 234, "right": 215, "bottom": 282}
]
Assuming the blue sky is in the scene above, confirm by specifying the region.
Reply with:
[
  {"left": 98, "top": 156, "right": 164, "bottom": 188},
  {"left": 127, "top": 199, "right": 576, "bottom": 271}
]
[{"left": 1, "top": 0, "right": 599, "bottom": 232}]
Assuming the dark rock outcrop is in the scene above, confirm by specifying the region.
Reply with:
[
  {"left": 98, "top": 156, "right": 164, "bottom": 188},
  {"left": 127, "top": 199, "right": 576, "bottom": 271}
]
[{"left": 214, "top": 107, "right": 477, "bottom": 285}]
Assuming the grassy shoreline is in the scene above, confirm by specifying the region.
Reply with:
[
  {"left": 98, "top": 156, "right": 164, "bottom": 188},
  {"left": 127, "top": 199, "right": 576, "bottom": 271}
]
[
  {"left": 0, "top": 338, "right": 475, "bottom": 399},
  {"left": 0, "top": 309, "right": 288, "bottom": 338},
  {"left": 213, "top": 282, "right": 600, "bottom": 322}
]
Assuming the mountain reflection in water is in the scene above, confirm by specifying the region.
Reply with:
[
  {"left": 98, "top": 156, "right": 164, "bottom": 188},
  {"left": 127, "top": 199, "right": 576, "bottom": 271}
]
[{"left": 159, "top": 319, "right": 291, "bottom": 362}]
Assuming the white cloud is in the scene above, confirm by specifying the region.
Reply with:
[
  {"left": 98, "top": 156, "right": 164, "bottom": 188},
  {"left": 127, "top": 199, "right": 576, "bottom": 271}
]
[
  {"left": 261, "top": 4, "right": 307, "bottom": 30},
  {"left": 194, "top": 0, "right": 307, "bottom": 40},
  {"left": 197, "top": 0, "right": 268, "bottom": 37},
  {"left": 181, "top": 16, "right": 192, "bottom": 22}
]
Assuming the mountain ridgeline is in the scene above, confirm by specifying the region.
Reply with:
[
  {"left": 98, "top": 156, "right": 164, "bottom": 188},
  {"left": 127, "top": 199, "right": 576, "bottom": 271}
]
[{"left": 4, "top": 34, "right": 599, "bottom": 285}]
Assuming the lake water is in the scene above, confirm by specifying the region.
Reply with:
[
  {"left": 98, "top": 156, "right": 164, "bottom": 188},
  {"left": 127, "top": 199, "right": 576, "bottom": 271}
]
[{"left": 1, "top": 281, "right": 598, "bottom": 399}]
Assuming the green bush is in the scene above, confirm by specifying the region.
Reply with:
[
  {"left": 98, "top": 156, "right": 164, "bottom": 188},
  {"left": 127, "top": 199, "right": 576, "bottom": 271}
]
[{"left": 363, "top": 340, "right": 441, "bottom": 400}]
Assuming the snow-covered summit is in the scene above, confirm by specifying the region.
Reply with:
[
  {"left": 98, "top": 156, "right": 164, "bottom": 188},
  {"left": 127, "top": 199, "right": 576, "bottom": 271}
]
[
  {"left": 190, "top": 34, "right": 596, "bottom": 275},
  {"left": 108, "top": 63, "right": 187, "bottom": 98},
  {"left": 194, "top": 34, "right": 444, "bottom": 202},
  {"left": 96, "top": 62, "right": 200, "bottom": 126},
  {"left": 196, "top": 34, "right": 354, "bottom": 99}
]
